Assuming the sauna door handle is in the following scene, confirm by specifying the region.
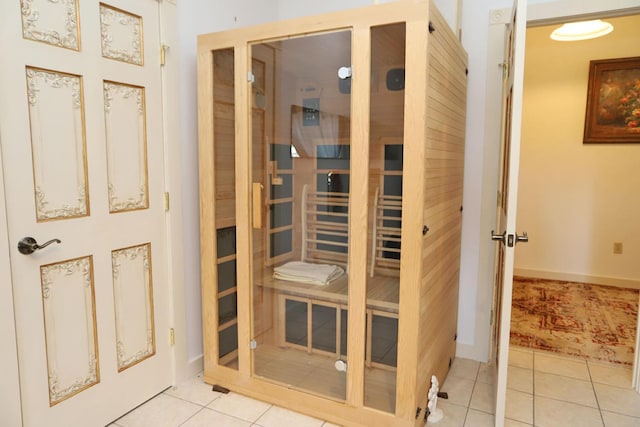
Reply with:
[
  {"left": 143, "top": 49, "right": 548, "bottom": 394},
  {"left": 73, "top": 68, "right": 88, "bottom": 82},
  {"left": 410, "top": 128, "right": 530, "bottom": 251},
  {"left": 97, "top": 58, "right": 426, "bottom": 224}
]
[{"left": 252, "top": 182, "right": 264, "bottom": 229}]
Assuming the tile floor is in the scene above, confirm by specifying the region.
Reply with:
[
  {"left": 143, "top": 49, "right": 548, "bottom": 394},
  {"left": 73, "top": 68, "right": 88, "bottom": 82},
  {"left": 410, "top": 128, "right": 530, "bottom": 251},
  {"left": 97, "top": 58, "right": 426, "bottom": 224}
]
[
  {"left": 108, "top": 372, "right": 339, "bottom": 427},
  {"left": 438, "top": 346, "right": 640, "bottom": 427},
  {"left": 109, "top": 346, "right": 640, "bottom": 427}
]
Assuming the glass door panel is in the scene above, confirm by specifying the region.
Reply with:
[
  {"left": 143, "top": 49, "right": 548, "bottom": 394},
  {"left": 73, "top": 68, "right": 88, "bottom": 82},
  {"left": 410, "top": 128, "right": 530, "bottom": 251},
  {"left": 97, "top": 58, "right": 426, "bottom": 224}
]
[
  {"left": 212, "top": 49, "right": 239, "bottom": 369},
  {"left": 250, "top": 31, "right": 352, "bottom": 401},
  {"left": 365, "top": 23, "right": 406, "bottom": 413}
]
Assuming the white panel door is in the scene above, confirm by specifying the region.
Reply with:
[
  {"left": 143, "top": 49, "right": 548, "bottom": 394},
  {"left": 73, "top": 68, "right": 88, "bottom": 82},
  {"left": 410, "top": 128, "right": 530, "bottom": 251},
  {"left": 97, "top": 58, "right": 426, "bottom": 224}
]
[
  {"left": 0, "top": 1, "right": 171, "bottom": 425},
  {"left": 491, "top": 0, "right": 528, "bottom": 425}
]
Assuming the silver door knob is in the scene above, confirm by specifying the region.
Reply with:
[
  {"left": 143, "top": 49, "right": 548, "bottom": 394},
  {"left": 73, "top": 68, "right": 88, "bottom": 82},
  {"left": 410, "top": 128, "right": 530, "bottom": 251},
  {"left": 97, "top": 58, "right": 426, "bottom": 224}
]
[
  {"left": 18, "top": 237, "right": 61, "bottom": 255},
  {"left": 490, "top": 230, "right": 506, "bottom": 244},
  {"left": 515, "top": 232, "right": 528, "bottom": 245}
]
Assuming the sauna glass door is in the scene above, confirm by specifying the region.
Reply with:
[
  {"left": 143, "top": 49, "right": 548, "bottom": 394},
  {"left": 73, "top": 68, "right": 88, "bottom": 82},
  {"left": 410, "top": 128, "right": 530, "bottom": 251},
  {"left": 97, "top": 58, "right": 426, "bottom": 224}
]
[
  {"left": 364, "top": 23, "right": 406, "bottom": 414},
  {"left": 250, "top": 31, "right": 352, "bottom": 401}
]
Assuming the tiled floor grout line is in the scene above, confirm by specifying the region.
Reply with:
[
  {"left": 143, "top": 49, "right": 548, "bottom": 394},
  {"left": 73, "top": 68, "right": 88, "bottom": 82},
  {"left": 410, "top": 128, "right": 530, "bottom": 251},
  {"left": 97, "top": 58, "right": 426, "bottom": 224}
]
[
  {"left": 585, "top": 360, "right": 606, "bottom": 427},
  {"left": 253, "top": 403, "right": 275, "bottom": 425},
  {"left": 176, "top": 405, "right": 207, "bottom": 427},
  {"left": 537, "top": 380, "right": 602, "bottom": 404},
  {"left": 159, "top": 387, "right": 281, "bottom": 427},
  {"left": 461, "top": 364, "right": 482, "bottom": 426},
  {"left": 163, "top": 389, "right": 220, "bottom": 407},
  {"left": 531, "top": 350, "right": 535, "bottom": 427}
]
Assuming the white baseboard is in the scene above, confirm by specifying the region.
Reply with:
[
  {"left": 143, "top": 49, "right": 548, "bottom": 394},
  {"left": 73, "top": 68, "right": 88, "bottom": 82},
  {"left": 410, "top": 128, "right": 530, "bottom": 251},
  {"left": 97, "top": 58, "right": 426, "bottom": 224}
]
[
  {"left": 176, "top": 354, "right": 204, "bottom": 383},
  {"left": 187, "top": 354, "right": 204, "bottom": 377},
  {"left": 455, "top": 342, "right": 488, "bottom": 363},
  {"left": 514, "top": 268, "right": 640, "bottom": 290}
]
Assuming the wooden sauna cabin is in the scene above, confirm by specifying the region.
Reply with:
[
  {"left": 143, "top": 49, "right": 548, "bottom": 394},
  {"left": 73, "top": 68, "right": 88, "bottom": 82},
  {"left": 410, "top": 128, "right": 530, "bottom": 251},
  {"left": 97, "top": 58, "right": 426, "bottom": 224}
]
[{"left": 197, "top": 1, "right": 468, "bottom": 426}]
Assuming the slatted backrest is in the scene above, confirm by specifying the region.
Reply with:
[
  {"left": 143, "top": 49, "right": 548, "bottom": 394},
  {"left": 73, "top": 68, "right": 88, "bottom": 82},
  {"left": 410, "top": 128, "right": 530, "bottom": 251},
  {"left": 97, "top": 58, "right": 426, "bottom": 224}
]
[
  {"left": 301, "top": 184, "right": 350, "bottom": 267},
  {"left": 370, "top": 187, "right": 402, "bottom": 277}
]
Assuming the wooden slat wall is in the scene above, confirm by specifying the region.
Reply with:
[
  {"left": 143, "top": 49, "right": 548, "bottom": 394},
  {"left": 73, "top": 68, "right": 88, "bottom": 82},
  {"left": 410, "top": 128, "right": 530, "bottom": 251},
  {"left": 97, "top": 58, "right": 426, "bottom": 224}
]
[
  {"left": 416, "top": 2, "right": 468, "bottom": 413},
  {"left": 213, "top": 50, "right": 236, "bottom": 228}
]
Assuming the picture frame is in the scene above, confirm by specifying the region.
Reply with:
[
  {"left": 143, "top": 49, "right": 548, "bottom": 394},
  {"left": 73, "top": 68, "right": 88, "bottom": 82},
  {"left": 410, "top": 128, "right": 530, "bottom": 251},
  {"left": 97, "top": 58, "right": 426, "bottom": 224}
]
[{"left": 583, "top": 56, "right": 640, "bottom": 144}]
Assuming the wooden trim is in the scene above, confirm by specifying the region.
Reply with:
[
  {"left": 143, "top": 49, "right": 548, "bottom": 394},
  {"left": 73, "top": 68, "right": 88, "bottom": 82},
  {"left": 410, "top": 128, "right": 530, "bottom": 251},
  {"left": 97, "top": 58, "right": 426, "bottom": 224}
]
[
  {"left": 346, "top": 25, "right": 371, "bottom": 409},
  {"left": 203, "top": 366, "right": 399, "bottom": 427},
  {"left": 218, "top": 318, "right": 238, "bottom": 332},
  {"left": 395, "top": 18, "right": 429, "bottom": 421},
  {"left": 365, "top": 310, "right": 373, "bottom": 368},
  {"left": 219, "top": 349, "right": 238, "bottom": 366},
  {"left": 197, "top": 47, "right": 219, "bottom": 370},
  {"left": 234, "top": 42, "right": 252, "bottom": 376},
  {"left": 217, "top": 254, "right": 236, "bottom": 264},
  {"left": 217, "top": 287, "right": 237, "bottom": 299}
]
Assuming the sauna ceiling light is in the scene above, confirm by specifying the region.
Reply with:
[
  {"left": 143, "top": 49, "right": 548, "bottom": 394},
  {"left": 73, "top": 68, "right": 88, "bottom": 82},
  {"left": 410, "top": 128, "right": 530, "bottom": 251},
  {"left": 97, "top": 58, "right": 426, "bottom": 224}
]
[{"left": 550, "top": 19, "right": 613, "bottom": 41}]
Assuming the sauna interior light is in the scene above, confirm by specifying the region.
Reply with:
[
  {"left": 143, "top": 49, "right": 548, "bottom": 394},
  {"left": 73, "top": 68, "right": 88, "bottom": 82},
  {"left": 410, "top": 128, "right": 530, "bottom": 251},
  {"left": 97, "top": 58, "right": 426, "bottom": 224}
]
[{"left": 550, "top": 19, "right": 613, "bottom": 41}]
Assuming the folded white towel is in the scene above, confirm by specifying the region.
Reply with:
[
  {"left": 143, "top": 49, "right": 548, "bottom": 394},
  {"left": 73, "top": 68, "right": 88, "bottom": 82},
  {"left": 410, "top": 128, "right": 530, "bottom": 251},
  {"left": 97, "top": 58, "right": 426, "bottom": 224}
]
[{"left": 273, "top": 261, "right": 345, "bottom": 286}]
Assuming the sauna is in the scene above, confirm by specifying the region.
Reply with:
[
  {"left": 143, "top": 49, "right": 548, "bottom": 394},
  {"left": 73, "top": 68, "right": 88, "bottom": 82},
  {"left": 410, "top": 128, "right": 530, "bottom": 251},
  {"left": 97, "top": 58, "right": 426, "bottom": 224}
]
[{"left": 197, "top": 1, "right": 467, "bottom": 425}]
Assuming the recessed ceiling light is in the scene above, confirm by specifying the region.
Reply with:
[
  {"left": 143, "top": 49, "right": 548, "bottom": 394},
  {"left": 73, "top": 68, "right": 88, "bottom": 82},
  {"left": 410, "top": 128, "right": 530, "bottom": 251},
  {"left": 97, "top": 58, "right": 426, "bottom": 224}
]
[{"left": 550, "top": 19, "right": 614, "bottom": 41}]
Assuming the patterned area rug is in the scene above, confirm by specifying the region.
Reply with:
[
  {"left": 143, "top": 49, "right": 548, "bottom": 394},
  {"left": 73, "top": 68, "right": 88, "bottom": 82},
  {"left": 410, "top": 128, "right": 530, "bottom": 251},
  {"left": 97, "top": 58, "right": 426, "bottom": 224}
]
[{"left": 510, "top": 277, "right": 639, "bottom": 365}]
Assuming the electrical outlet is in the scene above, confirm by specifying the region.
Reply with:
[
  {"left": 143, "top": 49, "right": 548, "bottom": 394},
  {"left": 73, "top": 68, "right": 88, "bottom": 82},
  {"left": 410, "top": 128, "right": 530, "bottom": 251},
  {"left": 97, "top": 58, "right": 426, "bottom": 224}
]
[{"left": 613, "top": 242, "right": 623, "bottom": 254}]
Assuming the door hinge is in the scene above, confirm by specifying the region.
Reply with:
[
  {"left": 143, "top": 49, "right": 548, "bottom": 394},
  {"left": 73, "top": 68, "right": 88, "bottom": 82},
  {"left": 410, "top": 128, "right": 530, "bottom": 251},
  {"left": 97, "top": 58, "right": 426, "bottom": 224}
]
[
  {"left": 248, "top": 71, "right": 255, "bottom": 83},
  {"left": 500, "top": 61, "right": 509, "bottom": 80},
  {"left": 250, "top": 339, "right": 257, "bottom": 350},
  {"left": 169, "top": 328, "right": 175, "bottom": 346},
  {"left": 164, "top": 192, "right": 170, "bottom": 211},
  {"left": 490, "top": 309, "right": 494, "bottom": 326},
  {"left": 160, "top": 45, "right": 169, "bottom": 66}
]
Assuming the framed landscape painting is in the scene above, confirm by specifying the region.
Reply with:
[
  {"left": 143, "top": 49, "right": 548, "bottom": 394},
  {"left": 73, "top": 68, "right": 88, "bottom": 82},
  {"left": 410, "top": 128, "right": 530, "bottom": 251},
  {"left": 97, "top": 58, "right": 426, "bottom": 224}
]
[{"left": 583, "top": 56, "right": 640, "bottom": 143}]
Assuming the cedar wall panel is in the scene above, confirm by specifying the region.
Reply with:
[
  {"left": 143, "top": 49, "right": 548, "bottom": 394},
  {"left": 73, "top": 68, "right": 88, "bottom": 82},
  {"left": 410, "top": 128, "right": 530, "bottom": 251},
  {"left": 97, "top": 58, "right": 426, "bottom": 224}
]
[{"left": 417, "top": 3, "right": 467, "bottom": 409}]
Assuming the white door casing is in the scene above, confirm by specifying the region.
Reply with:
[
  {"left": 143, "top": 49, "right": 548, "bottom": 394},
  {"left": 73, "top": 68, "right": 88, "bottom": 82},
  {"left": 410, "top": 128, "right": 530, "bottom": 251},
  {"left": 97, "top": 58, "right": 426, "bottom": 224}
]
[
  {"left": 491, "top": 0, "right": 527, "bottom": 425},
  {"left": 0, "top": 1, "right": 172, "bottom": 425},
  {"left": 0, "top": 140, "right": 23, "bottom": 427}
]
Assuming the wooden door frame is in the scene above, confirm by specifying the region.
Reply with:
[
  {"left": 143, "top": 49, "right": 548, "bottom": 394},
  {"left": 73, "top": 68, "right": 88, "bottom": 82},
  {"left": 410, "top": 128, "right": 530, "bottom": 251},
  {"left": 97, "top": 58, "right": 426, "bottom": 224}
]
[{"left": 0, "top": 1, "right": 187, "bottom": 422}]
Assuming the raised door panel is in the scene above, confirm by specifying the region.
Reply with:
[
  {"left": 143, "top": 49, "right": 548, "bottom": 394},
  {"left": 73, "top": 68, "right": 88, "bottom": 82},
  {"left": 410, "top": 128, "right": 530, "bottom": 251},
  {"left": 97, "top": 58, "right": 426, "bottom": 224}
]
[
  {"left": 112, "top": 243, "right": 155, "bottom": 371},
  {"left": 26, "top": 67, "right": 89, "bottom": 221},
  {"left": 41, "top": 256, "right": 98, "bottom": 406},
  {"left": 99, "top": 3, "right": 143, "bottom": 65},
  {"left": 21, "top": 0, "right": 80, "bottom": 50},
  {"left": 103, "top": 81, "right": 149, "bottom": 212}
]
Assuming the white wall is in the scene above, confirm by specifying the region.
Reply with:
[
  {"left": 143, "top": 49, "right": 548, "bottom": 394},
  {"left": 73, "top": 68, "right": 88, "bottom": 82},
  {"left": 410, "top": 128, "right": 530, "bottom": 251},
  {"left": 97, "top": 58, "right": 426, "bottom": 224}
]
[
  {"left": 277, "top": 0, "right": 375, "bottom": 20},
  {"left": 515, "top": 15, "right": 640, "bottom": 286},
  {"left": 456, "top": 0, "right": 513, "bottom": 361}
]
